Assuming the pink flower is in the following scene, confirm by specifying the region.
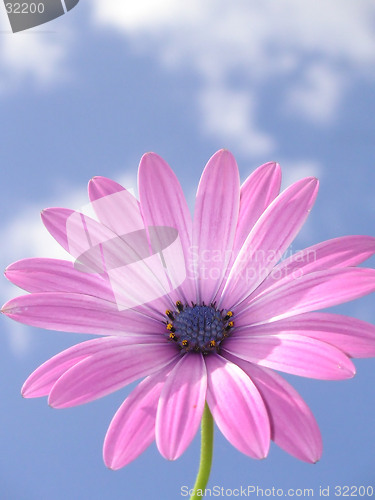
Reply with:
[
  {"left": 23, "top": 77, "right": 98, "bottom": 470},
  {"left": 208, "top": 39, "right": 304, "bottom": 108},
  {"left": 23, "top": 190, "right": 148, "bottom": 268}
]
[{"left": 3, "top": 150, "right": 375, "bottom": 469}]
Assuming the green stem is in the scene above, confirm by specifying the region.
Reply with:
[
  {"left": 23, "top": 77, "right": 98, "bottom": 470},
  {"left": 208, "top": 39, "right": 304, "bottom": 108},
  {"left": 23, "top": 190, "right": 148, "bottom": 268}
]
[{"left": 190, "top": 402, "right": 214, "bottom": 500}]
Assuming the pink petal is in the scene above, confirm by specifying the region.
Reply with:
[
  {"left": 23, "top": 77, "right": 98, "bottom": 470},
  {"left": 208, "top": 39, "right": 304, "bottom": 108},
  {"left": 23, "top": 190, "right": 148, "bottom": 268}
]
[
  {"left": 221, "top": 177, "right": 319, "bottom": 308},
  {"left": 88, "top": 176, "right": 145, "bottom": 235},
  {"left": 103, "top": 364, "right": 172, "bottom": 470},
  {"left": 233, "top": 161, "right": 281, "bottom": 257},
  {"left": 138, "top": 152, "right": 195, "bottom": 302},
  {"left": 192, "top": 150, "right": 240, "bottom": 304},
  {"left": 101, "top": 252, "right": 174, "bottom": 312},
  {"left": 2, "top": 292, "right": 163, "bottom": 335},
  {"left": 238, "top": 268, "right": 375, "bottom": 325},
  {"left": 22, "top": 336, "right": 152, "bottom": 398},
  {"left": 223, "top": 334, "right": 355, "bottom": 379},
  {"left": 42, "top": 208, "right": 174, "bottom": 311},
  {"left": 226, "top": 355, "right": 322, "bottom": 463},
  {"left": 48, "top": 343, "right": 178, "bottom": 408},
  {"left": 205, "top": 354, "right": 270, "bottom": 459},
  {"left": 41, "top": 207, "right": 72, "bottom": 252},
  {"left": 5, "top": 258, "right": 115, "bottom": 300},
  {"left": 156, "top": 353, "right": 206, "bottom": 460},
  {"left": 236, "top": 312, "right": 375, "bottom": 358},
  {"left": 42, "top": 208, "right": 166, "bottom": 303},
  {"left": 88, "top": 175, "right": 126, "bottom": 202},
  {"left": 253, "top": 235, "right": 375, "bottom": 299},
  {"left": 42, "top": 207, "right": 115, "bottom": 262}
]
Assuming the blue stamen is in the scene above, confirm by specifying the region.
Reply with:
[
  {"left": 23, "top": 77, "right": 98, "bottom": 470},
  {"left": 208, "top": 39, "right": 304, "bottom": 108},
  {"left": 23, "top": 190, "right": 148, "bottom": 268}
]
[{"left": 165, "top": 303, "right": 233, "bottom": 354}]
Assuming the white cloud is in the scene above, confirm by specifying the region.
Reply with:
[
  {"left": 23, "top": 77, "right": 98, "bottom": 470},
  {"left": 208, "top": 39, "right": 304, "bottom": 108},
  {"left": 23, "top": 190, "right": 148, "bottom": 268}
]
[
  {"left": 90, "top": 0, "right": 375, "bottom": 155},
  {"left": 91, "top": 0, "right": 200, "bottom": 35},
  {"left": 199, "top": 86, "right": 275, "bottom": 155},
  {"left": 279, "top": 159, "right": 322, "bottom": 189},
  {"left": 0, "top": 5, "right": 71, "bottom": 93},
  {"left": 283, "top": 63, "right": 348, "bottom": 124},
  {"left": 2, "top": 1, "right": 373, "bottom": 149}
]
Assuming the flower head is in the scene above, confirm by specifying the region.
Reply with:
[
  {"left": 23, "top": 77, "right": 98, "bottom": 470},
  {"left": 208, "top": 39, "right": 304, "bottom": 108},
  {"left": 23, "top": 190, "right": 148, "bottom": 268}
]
[{"left": 3, "top": 149, "right": 375, "bottom": 469}]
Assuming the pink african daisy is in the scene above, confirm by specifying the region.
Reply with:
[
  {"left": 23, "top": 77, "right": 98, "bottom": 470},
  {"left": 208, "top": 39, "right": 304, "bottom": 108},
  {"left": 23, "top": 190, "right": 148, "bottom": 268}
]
[{"left": 2, "top": 149, "right": 375, "bottom": 471}]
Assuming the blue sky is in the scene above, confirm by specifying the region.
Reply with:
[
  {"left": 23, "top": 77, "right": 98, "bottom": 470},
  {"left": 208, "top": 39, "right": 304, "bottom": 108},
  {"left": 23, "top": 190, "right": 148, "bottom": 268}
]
[{"left": 1, "top": 1, "right": 375, "bottom": 498}]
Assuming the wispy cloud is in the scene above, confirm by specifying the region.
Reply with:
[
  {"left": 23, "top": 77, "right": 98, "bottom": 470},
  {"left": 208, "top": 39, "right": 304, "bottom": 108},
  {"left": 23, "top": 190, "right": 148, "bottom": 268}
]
[
  {"left": 283, "top": 63, "right": 348, "bottom": 125},
  {"left": 90, "top": 0, "right": 375, "bottom": 155},
  {"left": 0, "top": 12, "right": 71, "bottom": 93},
  {"left": 279, "top": 159, "right": 322, "bottom": 189},
  {"left": 198, "top": 86, "right": 275, "bottom": 155}
]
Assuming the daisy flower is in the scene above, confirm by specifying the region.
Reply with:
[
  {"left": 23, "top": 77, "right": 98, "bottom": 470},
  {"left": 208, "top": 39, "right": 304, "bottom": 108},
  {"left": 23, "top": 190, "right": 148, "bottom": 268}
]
[{"left": 2, "top": 150, "right": 375, "bottom": 488}]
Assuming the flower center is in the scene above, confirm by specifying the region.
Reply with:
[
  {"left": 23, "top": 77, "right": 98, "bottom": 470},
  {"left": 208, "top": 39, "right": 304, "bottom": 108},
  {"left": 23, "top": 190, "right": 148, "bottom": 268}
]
[{"left": 165, "top": 301, "right": 234, "bottom": 354}]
